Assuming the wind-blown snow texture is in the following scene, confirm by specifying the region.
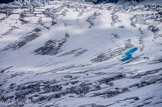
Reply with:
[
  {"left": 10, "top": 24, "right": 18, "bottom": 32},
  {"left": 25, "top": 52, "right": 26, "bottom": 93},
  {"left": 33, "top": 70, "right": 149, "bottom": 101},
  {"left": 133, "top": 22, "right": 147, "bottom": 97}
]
[{"left": 0, "top": 0, "right": 162, "bottom": 107}]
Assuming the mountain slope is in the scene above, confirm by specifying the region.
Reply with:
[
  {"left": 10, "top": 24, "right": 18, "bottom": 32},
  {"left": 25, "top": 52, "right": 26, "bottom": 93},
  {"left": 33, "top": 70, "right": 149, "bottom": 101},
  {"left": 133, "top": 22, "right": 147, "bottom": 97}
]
[{"left": 0, "top": 0, "right": 162, "bottom": 107}]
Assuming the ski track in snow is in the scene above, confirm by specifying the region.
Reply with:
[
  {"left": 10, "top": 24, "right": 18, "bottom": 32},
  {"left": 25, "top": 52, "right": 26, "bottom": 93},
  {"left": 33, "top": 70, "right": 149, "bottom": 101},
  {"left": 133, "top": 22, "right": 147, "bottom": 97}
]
[{"left": 0, "top": 0, "right": 162, "bottom": 107}]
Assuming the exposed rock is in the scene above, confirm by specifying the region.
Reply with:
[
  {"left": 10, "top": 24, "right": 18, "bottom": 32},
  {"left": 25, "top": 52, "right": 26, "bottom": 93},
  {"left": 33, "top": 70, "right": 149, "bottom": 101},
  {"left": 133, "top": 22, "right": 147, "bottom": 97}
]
[
  {"left": 34, "top": 38, "right": 67, "bottom": 55},
  {"left": 3, "top": 33, "right": 39, "bottom": 50}
]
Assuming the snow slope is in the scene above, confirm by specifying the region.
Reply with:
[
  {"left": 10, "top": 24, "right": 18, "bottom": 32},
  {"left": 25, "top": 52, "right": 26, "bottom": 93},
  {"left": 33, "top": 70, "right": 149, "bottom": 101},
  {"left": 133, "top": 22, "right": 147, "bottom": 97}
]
[{"left": 0, "top": 0, "right": 162, "bottom": 107}]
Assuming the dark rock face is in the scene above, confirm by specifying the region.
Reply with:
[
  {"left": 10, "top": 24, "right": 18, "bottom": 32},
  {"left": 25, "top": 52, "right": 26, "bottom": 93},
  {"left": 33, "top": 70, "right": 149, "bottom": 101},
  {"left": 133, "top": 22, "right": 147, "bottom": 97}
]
[
  {"left": 93, "top": 0, "right": 119, "bottom": 4},
  {"left": 43, "top": 85, "right": 62, "bottom": 93},
  {"left": 0, "top": 0, "right": 14, "bottom": 4},
  {"left": 34, "top": 39, "right": 67, "bottom": 55},
  {"left": 3, "top": 33, "right": 40, "bottom": 51},
  {"left": 148, "top": 25, "right": 159, "bottom": 33},
  {"left": 127, "top": 0, "right": 145, "bottom": 2},
  {"left": 86, "top": 0, "right": 119, "bottom": 4},
  {"left": 87, "top": 0, "right": 148, "bottom": 4},
  {"left": 92, "top": 54, "right": 109, "bottom": 63}
]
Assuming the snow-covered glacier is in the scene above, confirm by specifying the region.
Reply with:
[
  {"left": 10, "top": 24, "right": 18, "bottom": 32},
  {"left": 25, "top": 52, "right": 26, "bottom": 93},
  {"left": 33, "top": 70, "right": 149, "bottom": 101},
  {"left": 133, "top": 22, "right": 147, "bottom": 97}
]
[{"left": 0, "top": 0, "right": 162, "bottom": 107}]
